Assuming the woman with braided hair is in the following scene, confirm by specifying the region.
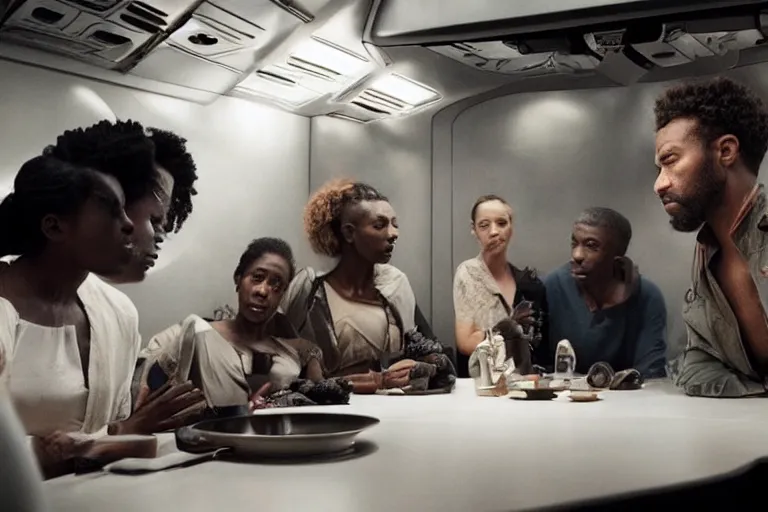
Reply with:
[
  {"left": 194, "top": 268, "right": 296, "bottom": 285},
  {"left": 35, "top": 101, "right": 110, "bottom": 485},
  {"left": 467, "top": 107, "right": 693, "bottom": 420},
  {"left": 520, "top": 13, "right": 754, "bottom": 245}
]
[{"left": 281, "top": 179, "right": 456, "bottom": 394}]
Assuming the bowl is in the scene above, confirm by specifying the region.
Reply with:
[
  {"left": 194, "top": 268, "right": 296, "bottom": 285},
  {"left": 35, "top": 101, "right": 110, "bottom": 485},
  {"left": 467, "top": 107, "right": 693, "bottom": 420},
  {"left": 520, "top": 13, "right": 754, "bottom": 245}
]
[{"left": 176, "top": 412, "right": 380, "bottom": 458}]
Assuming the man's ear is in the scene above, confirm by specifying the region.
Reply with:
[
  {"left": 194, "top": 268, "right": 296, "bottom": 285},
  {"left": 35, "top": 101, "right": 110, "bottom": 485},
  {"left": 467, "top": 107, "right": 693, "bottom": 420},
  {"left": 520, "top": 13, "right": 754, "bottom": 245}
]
[
  {"left": 233, "top": 274, "right": 240, "bottom": 292},
  {"left": 716, "top": 134, "right": 739, "bottom": 168},
  {"left": 40, "top": 214, "right": 66, "bottom": 242},
  {"left": 341, "top": 222, "right": 355, "bottom": 244}
]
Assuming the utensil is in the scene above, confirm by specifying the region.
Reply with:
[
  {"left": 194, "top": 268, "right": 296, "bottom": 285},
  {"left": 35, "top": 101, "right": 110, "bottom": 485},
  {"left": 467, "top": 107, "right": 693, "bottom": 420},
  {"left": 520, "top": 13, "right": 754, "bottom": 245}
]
[
  {"left": 103, "top": 448, "right": 229, "bottom": 474},
  {"left": 176, "top": 412, "right": 380, "bottom": 458}
]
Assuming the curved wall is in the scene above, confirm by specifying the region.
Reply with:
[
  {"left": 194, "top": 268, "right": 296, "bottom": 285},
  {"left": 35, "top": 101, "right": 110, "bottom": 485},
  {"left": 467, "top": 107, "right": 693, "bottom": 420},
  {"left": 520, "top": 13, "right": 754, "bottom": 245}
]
[{"left": 432, "top": 64, "right": 768, "bottom": 358}]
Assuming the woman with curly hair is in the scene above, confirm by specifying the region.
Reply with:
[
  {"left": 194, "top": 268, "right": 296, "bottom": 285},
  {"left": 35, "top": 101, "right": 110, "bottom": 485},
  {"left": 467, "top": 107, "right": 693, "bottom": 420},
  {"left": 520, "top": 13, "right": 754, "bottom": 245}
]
[
  {"left": 45, "top": 121, "right": 199, "bottom": 284},
  {"left": 454, "top": 195, "right": 548, "bottom": 378},
  {"left": 281, "top": 179, "right": 455, "bottom": 394}
]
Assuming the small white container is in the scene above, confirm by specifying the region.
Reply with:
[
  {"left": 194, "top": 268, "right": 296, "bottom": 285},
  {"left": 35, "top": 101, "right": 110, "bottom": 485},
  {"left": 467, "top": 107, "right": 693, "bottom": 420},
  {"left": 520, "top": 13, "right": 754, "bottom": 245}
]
[{"left": 554, "top": 339, "right": 576, "bottom": 380}]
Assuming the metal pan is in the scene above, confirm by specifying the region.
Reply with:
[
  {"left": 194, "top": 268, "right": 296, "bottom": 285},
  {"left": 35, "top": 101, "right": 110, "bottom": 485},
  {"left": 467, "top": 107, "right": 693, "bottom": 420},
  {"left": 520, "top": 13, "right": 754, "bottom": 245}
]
[{"left": 176, "top": 412, "right": 379, "bottom": 458}]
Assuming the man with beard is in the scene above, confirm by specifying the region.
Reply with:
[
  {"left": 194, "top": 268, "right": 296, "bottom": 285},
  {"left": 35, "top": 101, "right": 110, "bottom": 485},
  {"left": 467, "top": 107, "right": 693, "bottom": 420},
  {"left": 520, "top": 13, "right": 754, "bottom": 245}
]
[
  {"left": 654, "top": 76, "right": 768, "bottom": 397},
  {"left": 542, "top": 207, "right": 668, "bottom": 379}
]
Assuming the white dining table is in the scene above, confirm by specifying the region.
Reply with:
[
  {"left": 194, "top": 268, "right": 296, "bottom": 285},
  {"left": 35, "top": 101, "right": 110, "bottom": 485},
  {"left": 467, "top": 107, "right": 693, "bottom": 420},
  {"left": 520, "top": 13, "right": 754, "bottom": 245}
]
[{"left": 44, "top": 379, "right": 768, "bottom": 512}]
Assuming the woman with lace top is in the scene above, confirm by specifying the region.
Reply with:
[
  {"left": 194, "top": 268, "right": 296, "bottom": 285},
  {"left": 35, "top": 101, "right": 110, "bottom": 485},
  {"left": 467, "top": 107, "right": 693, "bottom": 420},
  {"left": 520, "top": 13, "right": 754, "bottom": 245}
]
[{"left": 453, "top": 195, "right": 549, "bottom": 377}]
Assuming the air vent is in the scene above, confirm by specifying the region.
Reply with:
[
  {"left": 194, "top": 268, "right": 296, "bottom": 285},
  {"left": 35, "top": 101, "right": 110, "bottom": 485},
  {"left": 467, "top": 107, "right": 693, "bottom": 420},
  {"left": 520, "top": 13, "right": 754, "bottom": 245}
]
[
  {"left": 271, "top": 0, "right": 314, "bottom": 23},
  {"left": 286, "top": 37, "right": 371, "bottom": 83},
  {"left": 158, "top": 3, "right": 268, "bottom": 72},
  {"left": 66, "top": 0, "right": 123, "bottom": 12},
  {"left": 89, "top": 29, "right": 131, "bottom": 45},
  {"left": 132, "top": 1, "right": 168, "bottom": 17},
  {"left": 345, "top": 73, "right": 442, "bottom": 121},
  {"left": 256, "top": 69, "right": 297, "bottom": 85},
  {"left": 119, "top": 13, "right": 163, "bottom": 34},
  {"left": 368, "top": 74, "right": 440, "bottom": 107},
  {"left": 357, "top": 89, "right": 407, "bottom": 111},
  {"left": 450, "top": 42, "right": 476, "bottom": 53},
  {"left": 235, "top": 67, "right": 321, "bottom": 106},
  {"left": 31, "top": 7, "right": 65, "bottom": 24},
  {"left": 351, "top": 99, "right": 393, "bottom": 115},
  {"left": 286, "top": 55, "right": 339, "bottom": 81},
  {"left": 326, "top": 112, "right": 367, "bottom": 124},
  {"left": 0, "top": 0, "right": 200, "bottom": 70},
  {"left": 188, "top": 32, "right": 218, "bottom": 45},
  {"left": 125, "top": 3, "right": 167, "bottom": 26}
]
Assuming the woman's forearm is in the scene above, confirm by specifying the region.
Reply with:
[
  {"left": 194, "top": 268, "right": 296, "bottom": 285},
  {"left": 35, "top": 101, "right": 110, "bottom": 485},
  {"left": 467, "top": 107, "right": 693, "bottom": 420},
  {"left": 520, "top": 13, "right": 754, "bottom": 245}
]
[
  {"left": 456, "top": 325, "right": 486, "bottom": 356},
  {"left": 306, "top": 359, "right": 324, "bottom": 382}
]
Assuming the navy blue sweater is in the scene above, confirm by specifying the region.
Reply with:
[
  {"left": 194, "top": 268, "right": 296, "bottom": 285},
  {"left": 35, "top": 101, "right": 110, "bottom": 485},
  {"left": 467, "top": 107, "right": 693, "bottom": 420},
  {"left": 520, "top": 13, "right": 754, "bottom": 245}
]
[{"left": 541, "top": 264, "right": 667, "bottom": 378}]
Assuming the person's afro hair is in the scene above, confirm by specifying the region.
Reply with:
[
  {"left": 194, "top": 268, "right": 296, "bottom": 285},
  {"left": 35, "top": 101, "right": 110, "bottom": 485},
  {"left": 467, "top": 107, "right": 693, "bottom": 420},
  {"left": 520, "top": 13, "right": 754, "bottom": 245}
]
[{"left": 654, "top": 76, "right": 768, "bottom": 175}]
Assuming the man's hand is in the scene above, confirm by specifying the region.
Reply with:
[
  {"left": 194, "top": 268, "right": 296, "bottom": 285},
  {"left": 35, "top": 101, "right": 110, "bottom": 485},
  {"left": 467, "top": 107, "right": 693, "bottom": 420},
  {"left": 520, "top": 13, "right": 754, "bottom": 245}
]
[
  {"left": 248, "top": 382, "right": 273, "bottom": 411},
  {"left": 113, "top": 381, "right": 206, "bottom": 435}
]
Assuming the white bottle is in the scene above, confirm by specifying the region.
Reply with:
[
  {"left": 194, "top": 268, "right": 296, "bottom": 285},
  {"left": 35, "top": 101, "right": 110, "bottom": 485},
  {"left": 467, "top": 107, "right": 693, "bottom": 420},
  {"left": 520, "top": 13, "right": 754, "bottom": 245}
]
[{"left": 554, "top": 339, "right": 576, "bottom": 380}]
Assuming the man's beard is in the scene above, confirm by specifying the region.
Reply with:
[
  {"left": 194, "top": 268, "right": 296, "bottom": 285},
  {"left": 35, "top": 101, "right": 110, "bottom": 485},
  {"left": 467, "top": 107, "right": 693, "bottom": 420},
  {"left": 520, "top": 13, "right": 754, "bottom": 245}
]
[{"left": 664, "top": 157, "right": 725, "bottom": 233}]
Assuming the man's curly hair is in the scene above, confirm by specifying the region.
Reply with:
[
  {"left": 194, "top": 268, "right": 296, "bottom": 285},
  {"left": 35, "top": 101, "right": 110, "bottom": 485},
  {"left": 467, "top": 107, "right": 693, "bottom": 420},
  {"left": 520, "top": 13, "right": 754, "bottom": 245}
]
[
  {"left": 304, "top": 178, "right": 388, "bottom": 257},
  {"left": 654, "top": 76, "right": 768, "bottom": 175},
  {"left": 44, "top": 119, "right": 158, "bottom": 204},
  {"left": 147, "top": 127, "right": 198, "bottom": 233}
]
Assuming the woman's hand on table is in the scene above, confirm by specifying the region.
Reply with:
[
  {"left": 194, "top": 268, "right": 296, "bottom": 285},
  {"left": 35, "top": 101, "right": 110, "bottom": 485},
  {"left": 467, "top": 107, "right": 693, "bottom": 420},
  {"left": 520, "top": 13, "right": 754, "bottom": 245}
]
[
  {"left": 112, "top": 381, "right": 206, "bottom": 435},
  {"left": 249, "top": 382, "right": 273, "bottom": 411},
  {"left": 32, "top": 431, "right": 94, "bottom": 478},
  {"left": 33, "top": 430, "right": 93, "bottom": 463}
]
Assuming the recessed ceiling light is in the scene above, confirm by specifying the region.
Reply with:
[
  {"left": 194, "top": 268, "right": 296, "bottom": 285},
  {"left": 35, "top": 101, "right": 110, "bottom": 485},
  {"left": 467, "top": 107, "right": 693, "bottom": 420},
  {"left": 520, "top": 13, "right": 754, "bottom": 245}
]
[
  {"left": 367, "top": 74, "right": 440, "bottom": 106},
  {"left": 289, "top": 37, "right": 371, "bottom": 79}
]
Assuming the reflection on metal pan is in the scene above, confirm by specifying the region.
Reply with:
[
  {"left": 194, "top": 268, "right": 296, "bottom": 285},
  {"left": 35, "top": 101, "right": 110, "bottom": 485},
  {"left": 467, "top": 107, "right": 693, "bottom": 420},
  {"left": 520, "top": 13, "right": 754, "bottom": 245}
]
[{"left": 176, "top": 412, "right": 380, "bottom": 459}]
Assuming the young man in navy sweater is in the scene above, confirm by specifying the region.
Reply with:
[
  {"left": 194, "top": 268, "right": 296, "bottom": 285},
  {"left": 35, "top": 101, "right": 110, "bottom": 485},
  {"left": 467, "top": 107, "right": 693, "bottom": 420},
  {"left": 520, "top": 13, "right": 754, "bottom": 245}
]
[{"left": 541, "top": 207, "right": 668, "bottom": 378}]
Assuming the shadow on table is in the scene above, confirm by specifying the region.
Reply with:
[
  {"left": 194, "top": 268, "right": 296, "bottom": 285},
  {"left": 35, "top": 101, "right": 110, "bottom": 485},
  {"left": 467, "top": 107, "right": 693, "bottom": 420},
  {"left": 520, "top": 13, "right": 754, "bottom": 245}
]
[
  {"left": 533, "top": 456, "right": 768, "bottom": 511},
  {"left": 219, "top": 440, "right": 379, "bottom": 466}
]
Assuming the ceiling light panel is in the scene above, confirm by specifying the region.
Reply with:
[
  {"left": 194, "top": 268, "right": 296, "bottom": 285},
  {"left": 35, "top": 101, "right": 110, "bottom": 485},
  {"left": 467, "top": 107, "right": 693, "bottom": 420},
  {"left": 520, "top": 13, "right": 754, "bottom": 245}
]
[
  {"left": 367, "top": 73, "right": 440, "bottom": 107},
  {"left": 287, "top": 36, "right": 371, "bottom": 81},
  {"left": 235, "top": 69, "right": 320, "bottom": 106}
]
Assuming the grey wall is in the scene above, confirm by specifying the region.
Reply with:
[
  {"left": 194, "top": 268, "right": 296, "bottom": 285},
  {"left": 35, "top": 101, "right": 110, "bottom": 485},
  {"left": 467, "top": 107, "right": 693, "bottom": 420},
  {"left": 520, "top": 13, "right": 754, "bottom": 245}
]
[
  {"left": 447, "top": 84, "right": 690, "bottom": 357},
  {"left": 0, "top": 59, "right": 311, "bottom": 342},
  {"left": 432, "top": 64, "right": 768, "bottom": 359}
]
